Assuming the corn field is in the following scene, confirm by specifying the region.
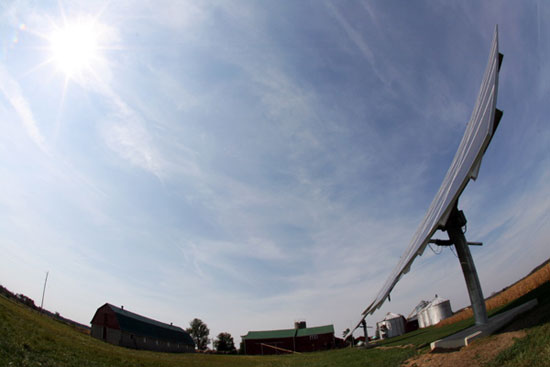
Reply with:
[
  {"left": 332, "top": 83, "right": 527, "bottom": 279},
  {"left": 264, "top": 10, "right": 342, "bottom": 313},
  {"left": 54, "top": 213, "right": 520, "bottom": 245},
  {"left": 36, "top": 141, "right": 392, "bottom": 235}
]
[{"left": 438, "top": 263, "right": 550, "bottom": 326}]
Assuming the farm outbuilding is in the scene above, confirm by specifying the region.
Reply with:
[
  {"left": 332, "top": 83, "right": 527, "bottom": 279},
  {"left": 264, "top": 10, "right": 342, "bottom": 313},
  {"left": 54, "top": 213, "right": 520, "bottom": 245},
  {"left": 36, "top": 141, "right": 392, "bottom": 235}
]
[
  {"left": 90, "top": 303, "right": 194, "bottom": 353},
  {"left": 242, "top": 322, "right": 335, "bottom": 355},
  {"left": 376, "top": 312, "right": 406, "bottom": 339}
]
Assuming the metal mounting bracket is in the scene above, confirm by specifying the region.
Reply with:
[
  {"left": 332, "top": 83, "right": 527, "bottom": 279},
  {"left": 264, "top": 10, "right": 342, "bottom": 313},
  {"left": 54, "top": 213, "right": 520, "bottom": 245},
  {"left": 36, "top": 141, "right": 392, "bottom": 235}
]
[{"left": 429, "top": 239, "right": 483, "bottom": 247}]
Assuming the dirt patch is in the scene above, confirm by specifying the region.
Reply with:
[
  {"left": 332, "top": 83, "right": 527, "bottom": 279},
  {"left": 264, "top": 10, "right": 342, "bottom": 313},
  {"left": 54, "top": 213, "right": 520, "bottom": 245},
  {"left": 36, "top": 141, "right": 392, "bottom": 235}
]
[{"left": 401, "top": 330, "right": 526, "bottom": 367}]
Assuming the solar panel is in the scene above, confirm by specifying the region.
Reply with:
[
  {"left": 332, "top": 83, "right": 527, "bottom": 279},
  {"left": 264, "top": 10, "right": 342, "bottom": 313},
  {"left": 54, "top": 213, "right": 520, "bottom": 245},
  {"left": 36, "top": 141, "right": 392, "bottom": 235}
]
[{"left": 348, "top": 26, "right": 503, "bottom": 335}]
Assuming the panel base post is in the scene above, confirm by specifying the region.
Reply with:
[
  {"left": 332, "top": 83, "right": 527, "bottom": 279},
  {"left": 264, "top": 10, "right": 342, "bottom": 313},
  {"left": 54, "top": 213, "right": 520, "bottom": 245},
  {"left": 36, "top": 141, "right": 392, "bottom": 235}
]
[{"left": 445, "top": 205, "right": 488, "bottom": 325}]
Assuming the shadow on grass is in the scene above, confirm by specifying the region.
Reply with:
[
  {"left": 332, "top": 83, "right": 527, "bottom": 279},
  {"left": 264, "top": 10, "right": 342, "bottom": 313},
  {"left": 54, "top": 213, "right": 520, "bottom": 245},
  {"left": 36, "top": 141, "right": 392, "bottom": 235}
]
[
  {"left": 493, "top": 281, "right": 550, "bottom": 333},
  {"left": 376, "top": 329, "right": 431, "bottom": 345}
]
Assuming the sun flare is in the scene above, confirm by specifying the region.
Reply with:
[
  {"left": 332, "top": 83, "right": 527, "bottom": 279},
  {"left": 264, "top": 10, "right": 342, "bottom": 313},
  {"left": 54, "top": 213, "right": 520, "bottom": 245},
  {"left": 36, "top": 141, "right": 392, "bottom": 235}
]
[{"left": 49, "top": 20, "right": 100, "bottom": 77}]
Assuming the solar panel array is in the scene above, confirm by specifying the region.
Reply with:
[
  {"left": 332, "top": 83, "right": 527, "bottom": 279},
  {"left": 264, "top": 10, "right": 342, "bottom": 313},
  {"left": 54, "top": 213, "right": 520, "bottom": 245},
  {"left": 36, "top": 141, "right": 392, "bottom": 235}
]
[{"left": 349, "top": 26, "right": 502, "bottom": 335}]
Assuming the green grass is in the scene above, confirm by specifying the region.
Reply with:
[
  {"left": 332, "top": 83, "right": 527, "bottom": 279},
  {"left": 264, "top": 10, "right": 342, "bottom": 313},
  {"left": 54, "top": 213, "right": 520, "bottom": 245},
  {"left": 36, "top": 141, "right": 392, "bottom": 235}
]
[
  {"left": 484, "top": 281, "right": 550, "bottom": 367},
  {"left": 2, "top": 282, "right": 550, "bottom": 367},
  {"left": 486, "top": 322, "right": 550, "bottom": 367},
  {"left": 373, "top": 317, "right": 474, "bottom": 349},
  {"left": 0, "top": 294, "right": 417, "bottom": 367}
]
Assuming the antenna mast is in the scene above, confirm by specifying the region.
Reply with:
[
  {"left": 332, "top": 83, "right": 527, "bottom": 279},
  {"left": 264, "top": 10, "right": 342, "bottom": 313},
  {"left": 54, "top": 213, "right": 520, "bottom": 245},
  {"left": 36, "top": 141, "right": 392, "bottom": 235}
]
[{"left": 40, "top": 271, "right": 49, "bottom": 310}]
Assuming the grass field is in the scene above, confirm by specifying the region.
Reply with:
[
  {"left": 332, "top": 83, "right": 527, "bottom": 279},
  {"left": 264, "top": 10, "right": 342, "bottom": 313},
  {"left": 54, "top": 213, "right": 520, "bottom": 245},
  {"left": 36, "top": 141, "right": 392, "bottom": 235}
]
[
  {"left": 0, "top": 294, "right": 418, "bottom": 367},
  {"left": 2, "top": 279, "right": 550, "bottom": 366},
  {"left": 487, "top": 280, "right": 550, "bottom": 367}
]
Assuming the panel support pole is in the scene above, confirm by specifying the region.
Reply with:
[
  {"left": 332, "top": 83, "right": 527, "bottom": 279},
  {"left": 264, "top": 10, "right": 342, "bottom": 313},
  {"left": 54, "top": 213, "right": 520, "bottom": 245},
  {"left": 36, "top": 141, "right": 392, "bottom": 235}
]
[
  {"left": 445, "top": 206, "right": 488, "bottom": 325},
  {"left": 361, "top": 319, "right": 368, "bottom": 345}
]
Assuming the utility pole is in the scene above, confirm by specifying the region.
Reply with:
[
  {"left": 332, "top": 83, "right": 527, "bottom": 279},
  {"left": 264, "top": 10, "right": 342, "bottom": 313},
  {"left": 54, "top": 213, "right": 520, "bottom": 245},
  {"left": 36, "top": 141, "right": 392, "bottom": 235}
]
[{"left": 40, "top": 271, "right": 49, "bottom": 310}]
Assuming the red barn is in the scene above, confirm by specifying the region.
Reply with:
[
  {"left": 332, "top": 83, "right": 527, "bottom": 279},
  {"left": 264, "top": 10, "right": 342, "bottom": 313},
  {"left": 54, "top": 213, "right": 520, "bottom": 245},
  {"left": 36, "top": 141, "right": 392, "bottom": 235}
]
[
  {"left": 90, "top": 303, "right": 194, "bottom": 353},
  {"left": 242, "top": 322, "right": 335, "bottom": 355}
]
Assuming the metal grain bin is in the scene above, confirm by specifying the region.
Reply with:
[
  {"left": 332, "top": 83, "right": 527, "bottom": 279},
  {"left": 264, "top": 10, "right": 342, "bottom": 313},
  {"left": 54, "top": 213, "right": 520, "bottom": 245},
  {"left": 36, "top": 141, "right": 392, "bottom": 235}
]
[
  {"left": 418, "top": 306, "right": 430, "bottom": 328},
  {"left": 426, "top": 297, "right": 452, "bottom": 325}
]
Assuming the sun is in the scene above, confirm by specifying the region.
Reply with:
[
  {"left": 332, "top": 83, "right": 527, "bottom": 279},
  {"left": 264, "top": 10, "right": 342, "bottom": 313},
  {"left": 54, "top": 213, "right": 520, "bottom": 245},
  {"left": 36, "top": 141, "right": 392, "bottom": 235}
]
[{"left": 48, "top": 19, "right": 101, "bottom": 78}]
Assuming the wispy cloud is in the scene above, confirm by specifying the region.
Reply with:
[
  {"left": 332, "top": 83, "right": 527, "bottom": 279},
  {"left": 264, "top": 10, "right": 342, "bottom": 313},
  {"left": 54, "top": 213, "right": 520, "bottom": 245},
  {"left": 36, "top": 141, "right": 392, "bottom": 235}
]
[
  {"left": 23, "top": 5, "right": 168, "bottom": 181},
  {"left": 0, "top": 64, "right": 48, "bottom": 153},
  {"left": 324, "top": 1, "right": 390, "bottom": 89},
  {"left": 1, "top": 0, "right": 549, "bottom": 346},
  {"left": 64, "top": 52, "right": 171, "bottom": 180},
  {"left": 100, "top": 105, "right": 167, "bottom": 180}
]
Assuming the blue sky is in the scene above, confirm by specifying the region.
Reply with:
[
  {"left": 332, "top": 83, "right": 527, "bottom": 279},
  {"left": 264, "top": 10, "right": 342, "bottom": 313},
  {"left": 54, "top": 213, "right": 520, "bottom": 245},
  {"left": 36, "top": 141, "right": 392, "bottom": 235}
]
[{"left": 1, "top": 0, "right": 549, "bottom": 344}]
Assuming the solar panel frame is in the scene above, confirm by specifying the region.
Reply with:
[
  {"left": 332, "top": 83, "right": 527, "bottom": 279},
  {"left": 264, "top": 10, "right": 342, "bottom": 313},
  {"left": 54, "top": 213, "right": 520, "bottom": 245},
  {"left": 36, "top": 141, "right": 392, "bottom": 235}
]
[{"left": 358, "top": 27, "right": 502, "bottom": 321}]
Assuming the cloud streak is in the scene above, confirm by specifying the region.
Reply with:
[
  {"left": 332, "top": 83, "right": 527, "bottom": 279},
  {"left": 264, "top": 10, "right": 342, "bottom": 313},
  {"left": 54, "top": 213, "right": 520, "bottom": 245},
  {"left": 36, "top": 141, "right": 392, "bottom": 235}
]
[
  {"left": 1, "top": 0, "right": 549, "bottom": 346},
  {"left": 0, "top": 64, "right": 48, "bottom": 153},
  {"left": 324, "top": 1, "right": 391, "bottom": 90}
]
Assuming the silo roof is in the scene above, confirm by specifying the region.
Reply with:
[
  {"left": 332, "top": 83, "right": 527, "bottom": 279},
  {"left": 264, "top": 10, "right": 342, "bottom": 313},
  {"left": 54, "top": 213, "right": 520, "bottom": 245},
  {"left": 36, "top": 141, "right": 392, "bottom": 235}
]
[{"left": 428, "top": 296, "right": 449, "bottom": 306}]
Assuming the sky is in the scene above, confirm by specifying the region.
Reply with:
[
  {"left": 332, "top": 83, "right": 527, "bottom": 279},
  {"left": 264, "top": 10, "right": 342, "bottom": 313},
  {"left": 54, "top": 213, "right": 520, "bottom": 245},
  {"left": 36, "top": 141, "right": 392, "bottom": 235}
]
[{"left": 1, "top": 0, "right": 549, "bottom": 346}]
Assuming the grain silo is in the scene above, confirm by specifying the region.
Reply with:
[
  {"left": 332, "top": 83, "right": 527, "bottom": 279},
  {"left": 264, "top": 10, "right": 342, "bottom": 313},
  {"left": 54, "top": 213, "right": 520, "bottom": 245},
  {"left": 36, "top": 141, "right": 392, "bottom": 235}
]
[
  {"left": 418, "top": 296, "right": 453, "bottom": 328},
  {"left": 426, "top": 296, "right": 453, "bottom": 325},
  {"left": 418, "top": 306, "right": 430, "bottom": 328},
  {"left": 407, "top": 300, "right": 429, "bottom": 329}
]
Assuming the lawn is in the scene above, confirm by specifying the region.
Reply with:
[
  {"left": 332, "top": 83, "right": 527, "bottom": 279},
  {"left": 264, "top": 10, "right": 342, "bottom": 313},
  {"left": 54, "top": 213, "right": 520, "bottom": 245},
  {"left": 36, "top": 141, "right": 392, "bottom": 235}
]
[
  {"left": 0, "top": 294, "right": 417, "bottom": 367},
  {"left": 486, "top": 281, "right": 550, "bottom": 367},
  {"left": 2, "top": 281, "right": 550, "bottom": 366}
]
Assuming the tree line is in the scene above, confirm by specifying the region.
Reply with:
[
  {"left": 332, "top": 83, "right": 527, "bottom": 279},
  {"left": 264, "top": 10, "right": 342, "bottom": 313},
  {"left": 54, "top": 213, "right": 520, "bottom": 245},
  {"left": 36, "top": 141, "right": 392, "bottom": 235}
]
[{"left": 186, "top": 318, "right": 237, "bottom": 353}]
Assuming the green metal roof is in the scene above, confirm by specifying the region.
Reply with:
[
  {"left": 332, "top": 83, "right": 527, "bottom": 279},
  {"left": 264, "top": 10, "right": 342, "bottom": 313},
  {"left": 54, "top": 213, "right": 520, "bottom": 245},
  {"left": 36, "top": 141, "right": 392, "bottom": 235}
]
[
  {"left": 242, "top": 328, "right": 296, "bottom": 340},
  {"left": 296, "top": 325, "right": 334, "bottom": 337},
  {"left": 107, "top": 304, "right": 194, "bottom": 346},
  {"left": 242, "top": 325, "right": 334, "bottom": 340}
]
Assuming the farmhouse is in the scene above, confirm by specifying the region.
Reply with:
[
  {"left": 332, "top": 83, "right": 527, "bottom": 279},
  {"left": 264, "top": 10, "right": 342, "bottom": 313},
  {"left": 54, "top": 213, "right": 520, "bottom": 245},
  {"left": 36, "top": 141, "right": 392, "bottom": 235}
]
[
  {"left": 90, "top": 303, "right": 194, "bottom": 353},
  {"left": 242, "top": 321, "right": 335, "bottom": 355}
]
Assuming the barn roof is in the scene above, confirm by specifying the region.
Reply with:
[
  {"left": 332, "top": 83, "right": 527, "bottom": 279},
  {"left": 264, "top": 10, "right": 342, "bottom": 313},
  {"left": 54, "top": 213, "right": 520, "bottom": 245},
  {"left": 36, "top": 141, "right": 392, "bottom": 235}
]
[
  {"left": 104, "top": 304, "right": 194, "bottom": 346},
  {"left": 242, "top": 328, "right": 296, "bottom": 340},
  {"left": 296, "top": 325, "right": 334, "bottom": 337},
  {"left": 242, "top": 325, "right": 334, "bottom": 340}
]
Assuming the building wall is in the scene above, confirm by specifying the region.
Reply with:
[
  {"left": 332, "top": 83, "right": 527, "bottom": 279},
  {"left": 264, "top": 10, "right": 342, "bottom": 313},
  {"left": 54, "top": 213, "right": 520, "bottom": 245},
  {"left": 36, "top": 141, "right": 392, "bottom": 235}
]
[
  {"left": 244, "top": 337, "right": 296, "bottom": 355},
  {"left": 90, "top": 305, "right": 194, "bottom": 353},
  {"left": 90, "top": 305, "right": 119, "bottom": 329},
  {"left": 91, "top": 324, "right": 102, "bottom": 340},
  {"left": 295, "top": 333, "right": 335, "bottom": 352},
  {"left": 405, "top": 319, "right": 419, "bottom": 333},
  {"left": 244, "top": 333, "right": 335, "bottom": 355},
  {"left": 92, "top": 325, "right": 193, "bottom": 353},
  {"left": 91, "top": 306, "right": 122, "bottom": 346},
  {"left": 119, "top": 331, "right": 194, "bottom": 353},
  {"left": 91, "top": 325, "right": 122, "bottom": 345}
]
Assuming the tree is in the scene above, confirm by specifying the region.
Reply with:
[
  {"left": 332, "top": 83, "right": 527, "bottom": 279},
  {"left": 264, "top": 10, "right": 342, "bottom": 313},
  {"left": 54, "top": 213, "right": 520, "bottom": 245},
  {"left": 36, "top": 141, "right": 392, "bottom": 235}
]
[
  {"left": 186, "top": 318, "right": 210, "bottom": 350},
  {"left": 214, "top": 332, "right": 236, "bottom": 353}
]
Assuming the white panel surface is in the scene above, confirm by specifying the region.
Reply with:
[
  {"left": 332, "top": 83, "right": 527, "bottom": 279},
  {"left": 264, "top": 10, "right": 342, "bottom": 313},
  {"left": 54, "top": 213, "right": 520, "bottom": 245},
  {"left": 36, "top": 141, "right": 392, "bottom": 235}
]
[{"left": 350, "top": 27, "right": 502, "bottom": 334}]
